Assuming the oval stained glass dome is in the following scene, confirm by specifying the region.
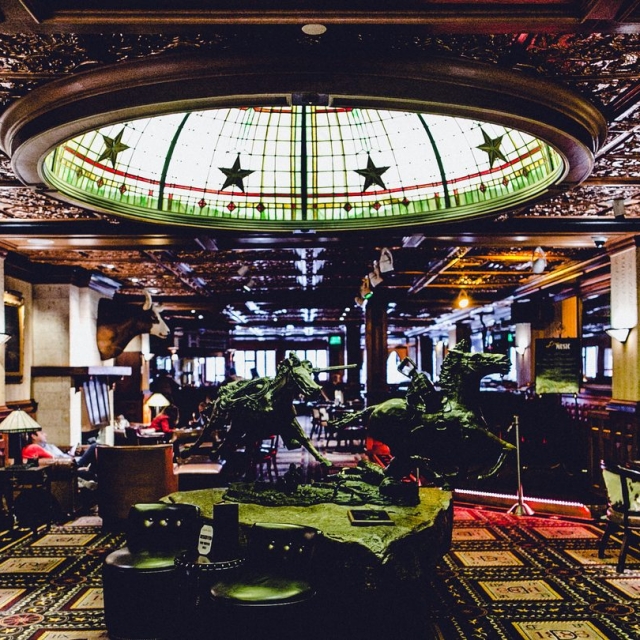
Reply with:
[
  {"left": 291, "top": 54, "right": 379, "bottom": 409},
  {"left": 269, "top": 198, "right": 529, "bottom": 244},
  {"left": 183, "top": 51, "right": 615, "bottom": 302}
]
[{"left": 43, "top": 106, "right": 564, "bottom": 231}]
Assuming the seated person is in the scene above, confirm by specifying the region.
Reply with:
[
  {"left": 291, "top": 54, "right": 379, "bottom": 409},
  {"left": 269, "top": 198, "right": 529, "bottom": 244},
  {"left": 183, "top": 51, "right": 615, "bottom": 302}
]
[
  {"left": 150, "top": 405, "right": 180, "bottom": 439},
  {"left": 188, "top": 401, "right": 209, "bottom": 429},
  {"left": 22, "top": 429, "right": 97, "bottom": 479}
]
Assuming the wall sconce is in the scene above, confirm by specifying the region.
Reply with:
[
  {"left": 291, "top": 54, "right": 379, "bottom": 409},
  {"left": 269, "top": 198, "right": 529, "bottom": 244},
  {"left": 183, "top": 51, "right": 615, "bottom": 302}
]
[
  {"left": 456, "top": 289, "right": 470, "bottom": 309},
  {"left": 0, "top": 333, "right": 10, "bottom": 345},
  {"left": 606, "top": 327, "right": 633, "bottom": 344},
  {"left": 515, "top": 345, "right": 529, "bottom": 356}
]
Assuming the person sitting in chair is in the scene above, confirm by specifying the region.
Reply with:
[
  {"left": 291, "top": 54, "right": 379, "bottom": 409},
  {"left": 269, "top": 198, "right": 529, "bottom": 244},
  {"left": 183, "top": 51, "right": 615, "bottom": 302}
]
[
  {"left": 150, "top": 404, "right": 180, "bottom": 439},
  {"left": 22, "top": 429, "right": 98, "bottom": 480}
]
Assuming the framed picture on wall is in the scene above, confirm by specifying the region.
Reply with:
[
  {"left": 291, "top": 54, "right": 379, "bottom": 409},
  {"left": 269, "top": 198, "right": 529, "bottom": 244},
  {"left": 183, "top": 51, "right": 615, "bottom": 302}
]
[{"left": 4, "top": 290, "right": 24, "bottom": 384}]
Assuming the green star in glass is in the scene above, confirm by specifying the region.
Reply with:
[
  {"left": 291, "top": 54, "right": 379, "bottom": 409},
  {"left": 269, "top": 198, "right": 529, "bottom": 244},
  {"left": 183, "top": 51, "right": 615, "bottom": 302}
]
[
  {"left": 355, "top": 156, "right": 390, "bottom": 192},
  {"left": 219, "top": 155, "right": 255, "bottom": 192},
  {"left": 477, "top": 129, "right": 508, "bottom": 168},
  {"left": 98, "top": 129, "right": 130, "bottom": 168}
]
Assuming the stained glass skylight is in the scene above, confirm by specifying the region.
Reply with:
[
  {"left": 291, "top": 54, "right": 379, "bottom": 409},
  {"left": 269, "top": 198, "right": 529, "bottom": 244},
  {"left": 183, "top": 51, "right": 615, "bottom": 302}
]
[{"left": 43, "top": 106, "right": 564, "bottom": 231}]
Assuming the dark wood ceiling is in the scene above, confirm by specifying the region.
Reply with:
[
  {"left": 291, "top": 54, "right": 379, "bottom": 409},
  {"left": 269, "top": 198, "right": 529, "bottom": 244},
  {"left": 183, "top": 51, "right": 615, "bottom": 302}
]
[{"left": 0, "top": 1, "right": 640, "bottom": 342}]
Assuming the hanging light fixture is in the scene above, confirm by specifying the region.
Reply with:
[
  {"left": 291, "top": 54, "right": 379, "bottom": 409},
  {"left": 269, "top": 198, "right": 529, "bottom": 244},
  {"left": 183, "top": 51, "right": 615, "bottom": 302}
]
[{"left": 456, "top": 289, "right": 470, "bottom": 309}]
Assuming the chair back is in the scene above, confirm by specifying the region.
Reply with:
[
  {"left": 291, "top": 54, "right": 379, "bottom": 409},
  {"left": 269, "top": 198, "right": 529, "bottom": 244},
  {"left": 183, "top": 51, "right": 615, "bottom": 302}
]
[
  {"left": 601, "top": 460, "right": 640, "bottom": 522},
  {"left": 246, "top": 522, "right": 321, "bottom": 575},
  {"left": 126, "top": 502, "right": 200, "bottom": 554},
  {"left": 96, "top": 444, "right": 178, "bottom": 528}
]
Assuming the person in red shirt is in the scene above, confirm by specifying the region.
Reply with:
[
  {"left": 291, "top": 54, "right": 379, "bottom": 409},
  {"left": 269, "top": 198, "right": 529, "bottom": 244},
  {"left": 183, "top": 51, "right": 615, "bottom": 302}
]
[
  {"left": 150, "top": 405, "right": 180, "bottom": 438},
  {"left": 22, "top": 429, "right": 97, "bottom": 478}
]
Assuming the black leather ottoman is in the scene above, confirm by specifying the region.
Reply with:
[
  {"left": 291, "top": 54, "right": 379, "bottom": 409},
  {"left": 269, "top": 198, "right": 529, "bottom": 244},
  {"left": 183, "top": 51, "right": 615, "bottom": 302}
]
[{"left": 102, "top": 502, "right": 200, "bottom": 640}]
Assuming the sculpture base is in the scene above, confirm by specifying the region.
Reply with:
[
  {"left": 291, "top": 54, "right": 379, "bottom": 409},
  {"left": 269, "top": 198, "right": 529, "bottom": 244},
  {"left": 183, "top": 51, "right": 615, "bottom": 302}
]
[{"left": 164, "top": 486, "right": 453, "bottom": 591}]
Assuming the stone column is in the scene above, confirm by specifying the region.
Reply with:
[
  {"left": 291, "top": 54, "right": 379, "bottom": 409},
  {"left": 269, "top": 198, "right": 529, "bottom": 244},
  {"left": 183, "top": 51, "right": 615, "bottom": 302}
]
[
  {"left": 31, "top": 283, "right": 104, "bottom": 446},
  {"left": 609, "top": 239, "right": 640, "bottom": 401},
  {"left": 602, "top": 237, "right": 640, "bottom": 465}
]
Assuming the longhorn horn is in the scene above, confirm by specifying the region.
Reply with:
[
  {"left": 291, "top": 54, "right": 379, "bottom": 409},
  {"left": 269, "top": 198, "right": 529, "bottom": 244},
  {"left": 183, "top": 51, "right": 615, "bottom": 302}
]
[{"left": 142, "top": 289, "right": 153, "bottom": 310}]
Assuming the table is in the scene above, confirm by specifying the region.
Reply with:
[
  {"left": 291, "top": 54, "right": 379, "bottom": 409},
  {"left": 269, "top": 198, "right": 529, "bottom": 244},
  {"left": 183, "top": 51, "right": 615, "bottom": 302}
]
[
  {"left": 0, "top": 466, "right": 52, "bottom": 532},
  {"left": 164, "top": 486, "right": 453, "bottom": 591}
]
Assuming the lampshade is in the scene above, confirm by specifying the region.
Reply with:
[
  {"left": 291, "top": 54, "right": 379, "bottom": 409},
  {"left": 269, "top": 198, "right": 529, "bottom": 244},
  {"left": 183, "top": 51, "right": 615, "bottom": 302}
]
[
  {"left": 606, "top": 327, "right": 632, "bottom": 344},
  {"left": 146, "top": 393, "right": 170, "bottom": 409},
  {"left": 0, "top": 333, "right": 10, "bottom": 345},
  {"left": 0, "top": 409, "right": 43, "bottom": 433}
]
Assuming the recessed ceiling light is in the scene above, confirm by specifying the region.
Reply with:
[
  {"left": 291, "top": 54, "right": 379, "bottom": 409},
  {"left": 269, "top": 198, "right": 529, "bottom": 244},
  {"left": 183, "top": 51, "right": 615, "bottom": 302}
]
[{"left": 301, "top": 23, "right": 327, "bottom": 36}]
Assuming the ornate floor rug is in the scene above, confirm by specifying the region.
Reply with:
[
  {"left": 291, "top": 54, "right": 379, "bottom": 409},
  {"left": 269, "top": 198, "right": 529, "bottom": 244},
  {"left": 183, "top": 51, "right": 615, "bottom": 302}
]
[
  {"left": 0, "top": 508, "right": 638, "bottom": 638},
  {"left": 427, "top": 507, "right": 640, "bottom": 639}
]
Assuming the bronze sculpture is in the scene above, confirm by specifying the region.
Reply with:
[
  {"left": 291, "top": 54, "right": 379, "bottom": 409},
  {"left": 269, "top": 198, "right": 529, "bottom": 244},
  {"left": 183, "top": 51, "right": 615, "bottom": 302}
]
[
  {"left": 182, "top": 353, "right": 342, "bottom": 472},
  {"left": 332, "top": 339, "right": 515, "bottom": 491}
]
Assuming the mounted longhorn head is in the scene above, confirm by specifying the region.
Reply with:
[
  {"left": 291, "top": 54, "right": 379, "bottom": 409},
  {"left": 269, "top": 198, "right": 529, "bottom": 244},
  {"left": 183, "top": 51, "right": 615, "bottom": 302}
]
[{"left": 96, "top": 289, "right": 170, "bottom": 360}]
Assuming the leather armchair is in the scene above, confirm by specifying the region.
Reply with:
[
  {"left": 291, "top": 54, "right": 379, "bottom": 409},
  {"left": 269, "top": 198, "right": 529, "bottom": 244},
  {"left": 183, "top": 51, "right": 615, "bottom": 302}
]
[
  {"left": 598, "top": 460, "right": 640, "bottom": 572},
  {"left": 96, "top": 444, "right": 178, "bottom": 530}
]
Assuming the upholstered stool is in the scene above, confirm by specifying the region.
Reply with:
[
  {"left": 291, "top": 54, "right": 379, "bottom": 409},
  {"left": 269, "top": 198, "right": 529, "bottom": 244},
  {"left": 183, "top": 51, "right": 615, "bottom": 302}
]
[
  {"left": 207, "top": 523, "right": 322, "bottom": 639},
  {"left": 102, "top": 502, "right": 200, "bottom": 640}
]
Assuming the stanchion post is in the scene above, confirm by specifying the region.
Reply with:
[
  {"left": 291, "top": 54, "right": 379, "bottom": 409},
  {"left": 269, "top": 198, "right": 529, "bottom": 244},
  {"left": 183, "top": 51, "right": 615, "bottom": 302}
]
[{"left": 507, "top": 414, "right": 534, "bottom": 516}]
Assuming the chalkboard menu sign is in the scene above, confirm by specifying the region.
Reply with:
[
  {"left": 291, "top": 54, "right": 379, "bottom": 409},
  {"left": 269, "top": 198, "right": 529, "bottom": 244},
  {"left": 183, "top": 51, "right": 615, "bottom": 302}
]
[{"left": 535, "top": 338, "right": 581, "bottom": 394}]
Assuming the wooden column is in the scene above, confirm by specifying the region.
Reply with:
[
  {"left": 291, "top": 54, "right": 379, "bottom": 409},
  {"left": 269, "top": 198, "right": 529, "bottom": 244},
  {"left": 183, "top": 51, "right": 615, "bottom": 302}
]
[
  {"left": 345, "top": 321, "right": 363, "bottom": 401},
  {"left": 365, "top": 296, "right": 388, "bottom": 406}
]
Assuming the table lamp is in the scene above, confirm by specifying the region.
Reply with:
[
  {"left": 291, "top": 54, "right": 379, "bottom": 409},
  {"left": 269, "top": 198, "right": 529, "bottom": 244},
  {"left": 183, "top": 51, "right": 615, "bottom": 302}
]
[
  {"left": 146, "top": 392, "right": 170, "bottom": 418},
  {"left": 0, "top": 409, "right": 43, "bottom": 466}
]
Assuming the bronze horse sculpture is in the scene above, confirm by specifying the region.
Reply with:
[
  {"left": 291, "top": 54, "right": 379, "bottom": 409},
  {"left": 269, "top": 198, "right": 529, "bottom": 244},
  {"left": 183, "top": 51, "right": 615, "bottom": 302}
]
[
  {"left": 182, "top": 353, "right": 337, "bottom": 474},
  {"left": 333, "top": 339, "right": 515, "bottom": 489}
]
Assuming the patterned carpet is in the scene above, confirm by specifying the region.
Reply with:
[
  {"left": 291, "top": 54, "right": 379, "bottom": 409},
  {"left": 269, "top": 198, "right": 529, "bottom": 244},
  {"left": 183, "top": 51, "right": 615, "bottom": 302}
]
[
  {"left": 0, "top": 507, "right": 638, "bottom": 639},
  {"left": 0, "top": 515, "right": 119, "bottom": 639},
  {"left": 428, "top": 507, "right": 640, "bottom": 639}
]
